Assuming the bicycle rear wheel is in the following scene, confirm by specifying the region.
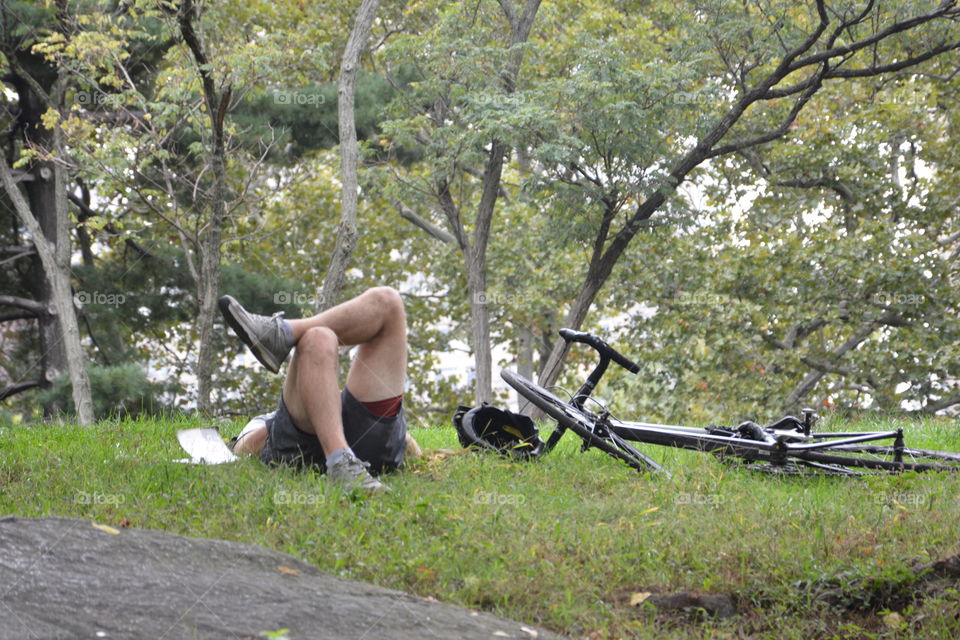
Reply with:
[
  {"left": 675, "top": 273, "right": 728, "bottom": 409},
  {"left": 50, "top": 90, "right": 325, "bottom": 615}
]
[
  {"left": 713, "top": 439, "right": 960, "bottom": 474},
  {"left": 713, "top": 454, "right": 874, "bottom": 476},
  {"left": 501, "top": 370, "right": 666, "bottom": 474},
  {"left": 794, "top": 444, "right": 960, "bottom": 473}
]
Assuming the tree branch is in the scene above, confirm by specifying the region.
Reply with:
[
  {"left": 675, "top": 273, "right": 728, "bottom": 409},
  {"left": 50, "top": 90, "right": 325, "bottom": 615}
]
[
  {"left": 0, "top": 380, "right": 42, "bottom": 402},
  {"left": 0, "top": 295, "right": 48, "bottom": 315},
  {"left": 707, "top": 67, "right": 826, "bottom": 158},
  {"left": 65, "top": 193, "right": 155, "bottom": 259},
  {"left": 763, "top": 318, "right": 830, "bottom": 350},
  {"left": 436, "top": 180, "right": 469, "bottom": 250},
  {"left": 775, "top": 175, "right": 855, "bottom": 206},
  {"left": 0, "top": 310, "right": 38, "bottom": 322},
  {"left": 0, "top": 246, "right": 36, "bottom": 266},
  {"left": 781, "top": 312, "right": 908, "bottom": 409},
  {"left": 800, "top": 356, "right": 855, "bottom": 377},
  {"left": 788, "top": 1, "right": 960, "bottom": 73},
  {"left": 395, "top": 203, "right": 456, "bottom": 243}
]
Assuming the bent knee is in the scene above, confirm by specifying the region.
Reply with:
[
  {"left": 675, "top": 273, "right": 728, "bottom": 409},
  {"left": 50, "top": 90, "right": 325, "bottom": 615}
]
[
  {"left": 297, "top": 326, "right": 339, "bottom": 360},
  {"left": 366, "top": 286, "right": 405, "bottom": 318}
]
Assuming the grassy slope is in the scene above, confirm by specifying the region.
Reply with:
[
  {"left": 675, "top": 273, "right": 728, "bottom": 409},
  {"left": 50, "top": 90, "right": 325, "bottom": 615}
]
[{"left": 2, "top": 414, "right": 959, "bottom": 639}]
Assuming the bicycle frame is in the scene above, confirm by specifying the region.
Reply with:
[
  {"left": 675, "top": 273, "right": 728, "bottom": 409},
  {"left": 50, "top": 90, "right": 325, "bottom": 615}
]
[{"left": 510, "top": 328, "right": 960, "bottom": 474}]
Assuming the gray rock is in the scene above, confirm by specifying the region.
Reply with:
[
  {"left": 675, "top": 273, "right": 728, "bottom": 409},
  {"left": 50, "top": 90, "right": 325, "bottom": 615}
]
[{"left": 0, "top": 516, "right": 560, "bottom": 640}]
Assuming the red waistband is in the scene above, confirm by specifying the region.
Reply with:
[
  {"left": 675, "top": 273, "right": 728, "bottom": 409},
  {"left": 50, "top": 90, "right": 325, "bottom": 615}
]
[{"left": 361, "top": 395, "right": 403, "bottom": 418}]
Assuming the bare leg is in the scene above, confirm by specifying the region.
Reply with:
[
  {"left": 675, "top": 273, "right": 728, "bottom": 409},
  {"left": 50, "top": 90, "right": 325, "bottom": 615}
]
[
  {"left": 282, "top": 287, "right": 407, "bottom": 456},
  {"left": 284, "top": 326, "right": 348, "bottom": 456},
  {"left": 287, "top": 287, "right": 407, "bottom": 401},
  {"left": 233, "top": 426, "right": 267, "bottom": 456}
]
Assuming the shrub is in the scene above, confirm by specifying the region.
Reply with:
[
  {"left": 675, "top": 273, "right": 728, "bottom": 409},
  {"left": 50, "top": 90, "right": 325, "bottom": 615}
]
[{"left": 36, "top": 364, "right": 174, "bottom": 421}]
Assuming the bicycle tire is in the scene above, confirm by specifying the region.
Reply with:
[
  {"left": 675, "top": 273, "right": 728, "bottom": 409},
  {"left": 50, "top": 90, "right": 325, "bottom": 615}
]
[
  {"left": 713, "top": 453, "right": 876, "bottom": 476},
  {"left": 708, "top": 437, "right": 960, "bottom": 474},
  {"left": 790, "top": 445, "right": 960, "bottom": 473},
  {"left": 611, "top": 419, "right": 960, "bottom": 474},
  {"left": 501, "top": 370, "right": 665, "bottom": 474}
]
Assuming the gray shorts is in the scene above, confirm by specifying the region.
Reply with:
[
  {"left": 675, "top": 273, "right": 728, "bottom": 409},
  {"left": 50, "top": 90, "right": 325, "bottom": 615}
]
[{"left": 260, "top": 387, "right": 407, "bottom": 475}]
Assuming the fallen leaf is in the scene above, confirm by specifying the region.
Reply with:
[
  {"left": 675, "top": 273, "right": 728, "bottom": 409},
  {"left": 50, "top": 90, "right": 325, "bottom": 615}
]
[
  {"left": 425, "top": 448, "right": 467, "bottom": 462},
  {"left": 277, "top": 565, "right": 299, "bottom": 576},
  {"left": 520, "top": 625, "right": 539, "bottom": 638},
  {"left": 629, "top": 591, "right": 652, "bottom": 606},
  {"left": 641, "top": 507, "right": 659, "bottom": 515},
  {"left": 882, "top": 612, "right": 904, "bottom": 628},
  {"left": 91, "top": 522, "right": 120, "bottom": 535}
]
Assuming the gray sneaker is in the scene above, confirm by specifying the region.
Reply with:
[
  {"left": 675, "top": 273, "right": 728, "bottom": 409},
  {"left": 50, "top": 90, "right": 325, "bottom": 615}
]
[
  {"left": 326, "top": 450, "right": 389, "bottom": 493},
  {"left": 218, "top": 295, "right": 293, "bottom": 373}
]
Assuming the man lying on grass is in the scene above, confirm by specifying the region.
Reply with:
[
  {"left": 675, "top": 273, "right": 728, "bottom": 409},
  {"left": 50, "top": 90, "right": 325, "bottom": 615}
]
[{"left": 218, "top": 286, "right": 414, "bottom": 493}]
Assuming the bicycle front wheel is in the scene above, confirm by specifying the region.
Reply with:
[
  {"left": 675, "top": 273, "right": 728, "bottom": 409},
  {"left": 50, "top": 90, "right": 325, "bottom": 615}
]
[{"left": 501, "top": 369, "right": 666, "bottom": 474}]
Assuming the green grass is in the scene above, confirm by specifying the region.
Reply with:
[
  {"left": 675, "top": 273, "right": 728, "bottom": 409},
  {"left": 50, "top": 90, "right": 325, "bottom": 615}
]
[{"left": 2, "top": 414, "right": 960, "bottom": 639}]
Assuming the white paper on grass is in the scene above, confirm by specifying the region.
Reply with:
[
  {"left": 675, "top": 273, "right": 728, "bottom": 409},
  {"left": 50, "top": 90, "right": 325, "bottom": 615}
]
[{"left": 175, "top": 428, "right": 239, "bottom": 465}]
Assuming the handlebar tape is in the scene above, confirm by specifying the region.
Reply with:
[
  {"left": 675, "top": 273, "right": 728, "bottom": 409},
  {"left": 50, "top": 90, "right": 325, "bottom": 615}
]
[{"left": 558, "top": 328, "right": 640, "bottom": 374}]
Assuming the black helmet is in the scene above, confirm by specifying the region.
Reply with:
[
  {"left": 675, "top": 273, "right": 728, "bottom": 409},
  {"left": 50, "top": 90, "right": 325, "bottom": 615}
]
[{"left": 453, "top": 404, "right": 545, "bottom": 459}]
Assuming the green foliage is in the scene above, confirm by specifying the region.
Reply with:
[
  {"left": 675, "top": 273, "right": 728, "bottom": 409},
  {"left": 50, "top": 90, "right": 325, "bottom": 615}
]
[
  {"left": 233, "top": 71, "right": 419, "bottom": 162},
  {"left": 36, "top": 364, "right": 174, "bottom": 421},
  {"left": 4, "top": 0, "right": 960, "bottom": 423}
]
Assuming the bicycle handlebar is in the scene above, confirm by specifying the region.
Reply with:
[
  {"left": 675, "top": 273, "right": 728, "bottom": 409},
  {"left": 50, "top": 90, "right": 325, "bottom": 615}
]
[{"left": 558, "top": 328, "right": 640, "bottom": 374}]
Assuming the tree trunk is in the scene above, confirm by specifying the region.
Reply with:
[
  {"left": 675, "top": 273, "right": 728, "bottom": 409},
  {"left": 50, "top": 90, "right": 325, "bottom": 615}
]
[
  {"left": 517, "top": 324, "right": 534, "bottom": 382},
  {"left": 19, "top": 89, "right": 68, "bottom": 411},
  {"left": 4, "top": 51, "right": 94, "bottom": 424},
  {"left": 466, "top": 248, "right": 492, "bottom": 404},
  {"left": 1, "top": 147, "right": 94, "bottom": 425},
  {"left": 434, "top": 0, "right": 542, "bottom": 405},
  {"left": 319, "top": 0, "right": 381, "bottom": 312},
  {"left": 179, "top": 0, "right": 230, "bottom": 415},
  {"left": 515, "top": 324, "right": 534, "bottom": 408},
  {"left": 535, "top": 274, "right": 603, "bottom": 392},
  {"left": 195, "top": 238, "right": 222, "bottom": 415},
  {"left": 194, "top": 100, "right": 228, "bottom": 414}
]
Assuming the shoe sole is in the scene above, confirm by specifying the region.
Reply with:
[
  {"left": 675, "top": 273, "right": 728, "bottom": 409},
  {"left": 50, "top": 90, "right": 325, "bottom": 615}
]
[
  {"left": 218, "top": 295, "right": 282, "bottom": 374},
  {"left": 336, "top": 479, "right": 390, "bottom": 494}
]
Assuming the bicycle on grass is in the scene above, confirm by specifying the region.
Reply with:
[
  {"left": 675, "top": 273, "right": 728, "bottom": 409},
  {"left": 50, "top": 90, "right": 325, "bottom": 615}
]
[{"left": 501, "top": 329, "right": 960, "bottom": 477}]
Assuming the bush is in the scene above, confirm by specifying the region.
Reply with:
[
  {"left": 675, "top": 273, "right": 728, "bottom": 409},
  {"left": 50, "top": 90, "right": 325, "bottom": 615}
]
[{"left": 37, "top": 364, "right": 174, "bottom": 421}]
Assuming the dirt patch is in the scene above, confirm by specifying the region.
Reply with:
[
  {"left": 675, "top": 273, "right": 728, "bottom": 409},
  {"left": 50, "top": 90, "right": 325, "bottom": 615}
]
[{"left": 617, "top": 587, "right": 737, "bottom": 619}]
